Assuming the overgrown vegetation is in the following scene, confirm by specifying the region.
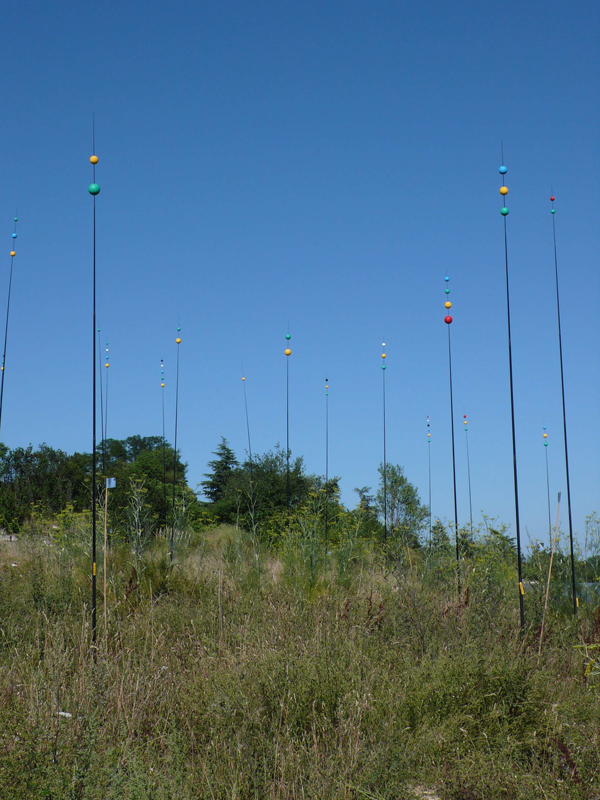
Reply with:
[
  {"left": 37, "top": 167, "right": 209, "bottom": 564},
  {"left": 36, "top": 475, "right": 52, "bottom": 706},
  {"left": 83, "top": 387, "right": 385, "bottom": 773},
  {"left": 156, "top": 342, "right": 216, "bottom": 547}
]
[{"left": 1, "top": 436, "right": 599, "bottom": 798}]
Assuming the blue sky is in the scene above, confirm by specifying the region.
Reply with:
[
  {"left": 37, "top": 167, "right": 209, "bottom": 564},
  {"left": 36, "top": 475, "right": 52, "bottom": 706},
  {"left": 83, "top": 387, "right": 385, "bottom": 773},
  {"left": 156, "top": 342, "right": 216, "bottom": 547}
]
[{"left": 1, "top": 0, "right": 598, "bottom": 548}]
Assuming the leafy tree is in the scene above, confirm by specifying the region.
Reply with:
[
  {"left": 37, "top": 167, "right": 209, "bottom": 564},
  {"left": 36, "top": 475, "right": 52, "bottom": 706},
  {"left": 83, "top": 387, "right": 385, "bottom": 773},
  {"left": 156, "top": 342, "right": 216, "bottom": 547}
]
[{"left": 376, "top": 462, "right": 427, "bottom": 547}]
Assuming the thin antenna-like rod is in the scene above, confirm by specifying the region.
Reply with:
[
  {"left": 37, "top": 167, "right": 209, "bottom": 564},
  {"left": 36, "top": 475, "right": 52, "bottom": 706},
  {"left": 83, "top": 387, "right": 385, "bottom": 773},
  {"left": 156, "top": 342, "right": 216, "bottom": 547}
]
[
  {"left": 543, "top": 427, "right": 551, "bottom": 549},
  {"left": 464, "top": 414, "right": 473, "bottom": 534},
  {"left": 0, "top": 215, "right": 19, "bottom": 437},
  {"left": 104, "top": 341, "right": 109, "bottom": 444},
  {"left": 325, "top": 376, "right": 329, "bottom": 550},
  {"left": 170, "top": 329, "right": 181, "bottom": 563},
  {"left": 161, "top": 359, "right": 166, "bottom": 525},
  {"left": 88, "top": 123, "right": 101, "bottom": 648},
  {"left": 499, "top": 158, "right": 525, "bottom": 632},
  {"left": 242, "top": 373, "right": 255, "bottom": 521},
  {"left": 98, "top": 330, "right": 105, "bottom": 475},
  {"left": 382, "top": 344, "right": 387, "bottom": 540},
  {"left": 446, "top": 320, "right": 460, "bottom": 593},
  {"left": 550, "top": 196, "right": 578, "bottom": 614},
  {"left": 285, "top": 333, "right": 291, "bottom": 527},
  {"left": 427, "top": 416, "right": 432, "bottom": 546}
]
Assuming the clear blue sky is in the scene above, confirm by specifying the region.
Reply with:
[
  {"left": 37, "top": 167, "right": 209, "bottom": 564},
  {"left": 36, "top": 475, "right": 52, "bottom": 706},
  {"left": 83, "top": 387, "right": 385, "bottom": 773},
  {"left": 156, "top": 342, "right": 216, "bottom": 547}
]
[{"left": 1, "top": 0, "right": 598, "bottom": 548}]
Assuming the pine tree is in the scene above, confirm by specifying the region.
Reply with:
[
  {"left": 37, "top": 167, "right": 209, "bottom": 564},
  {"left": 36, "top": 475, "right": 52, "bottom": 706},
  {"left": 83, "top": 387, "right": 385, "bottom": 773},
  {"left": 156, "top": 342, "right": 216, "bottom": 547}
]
[{"left": 201, "top": 438, "right": 238, "bottom": 503}]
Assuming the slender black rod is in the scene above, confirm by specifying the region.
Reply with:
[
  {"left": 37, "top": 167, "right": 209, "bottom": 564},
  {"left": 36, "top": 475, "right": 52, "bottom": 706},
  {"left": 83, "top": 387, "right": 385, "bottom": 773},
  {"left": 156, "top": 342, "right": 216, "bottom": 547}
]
[
  {"left": 161, "top": 361, "right": 167, "bottom": 525},
  {"left": 98, "top": 330, "right": 105, "bottom": 476},
  {"left": 91, "top": 131, "right": 97, "bottom": 648},
  {"left": 427, "top": 416, "right": 431, "bottom": 548},
  {"left": 465, "top": 423, "right": 473, "bottom": 535},
  {"left": 0, "top": 220, "right": 17, "bottom": 438},
  {"left": 447, "top": 325, "right": 460, "bottom": 593},
  {"left": 325, "top": 377, "right": 329, "bottom": 551},
  {"left": 551, "top": 200, "right": 577, "bottom": 613},
  {"left": 104, "top": 344, "right": 109, "bottom": 446},
  {"left": 242, "top": 375, "right": 255, "bottom": 514},
  {"left": 544, "top": 435, "right": 552, "bottom": 550},
  {"left": 170, "top": 335, "right": 181, "bottom": 563},
  {"left": 382, "top": 349, "right": 387, "bottom": 540},
  {"left": 286, "top": 355, "right": 290, "bottom": 526},
  {"left": 501, "top": 169, "right": 525, "bottom": 632}
]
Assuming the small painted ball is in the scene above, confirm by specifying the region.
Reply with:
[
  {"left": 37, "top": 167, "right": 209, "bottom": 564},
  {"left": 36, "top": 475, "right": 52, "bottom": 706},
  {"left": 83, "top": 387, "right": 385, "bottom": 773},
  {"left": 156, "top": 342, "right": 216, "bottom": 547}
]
[
  {"left": 445, "top": 301, "right": 452, "bottom": 309},
  {"left": 543, "top": 425, "right": 547, "bottom": 429},
  {"left": 176, "top": 337, "right": 181, "bottom": 344},
  {"left": 500, "top": 186, "right": 508, "bottom": 195},
  {"left": 381, "top": 364, "right": 386, "bottom": 370},
  {"left": 177, "top": 327, "right": 181, "bottom": 331},
  {"left": 242, "top": 377, "right": 245, "bottom": 381},
  {"left": 285, "top": 334, "right": 291, "bottom": 340},
  {"left": 88, "top": 183, "right": 101, "bottom": 195},
  {"left": 105, "top": 363, "right": 109, "bottom": 368},
  {"left": 90, "top": 155, "right": 99, "bottom": 164},
  {"left": 544, "top": 441, "right": 548, "bottom": 447},
  {"left": 444, "top": 315, "right": 453, "bottom": 324},
  {"left": 381, "top": 353, "right": 386, "bottom": 358},
  {"left": 464, "top": 427, "right": 468, "bottom": 431},
  {"left": 445, "top": 288, "right": 450, "bottom": 294},
  {"left": 285, "top": 348, "right": 291, "bottom": 356},
  {"left": 161, "top": 382, "right": 165, "bottom": 387},
  {"left": 463, "top": 415, "right": 467, "bottom": 419},
  {"left": 550, "top": 196, "right": 555, "bottom": 202},
  {"left": 543, "top": 433, "right": 547, "bottom": 438},
  {"left": 500, "top": 207, "right": 509, "bottom": 216},
  {"left": 551, "top": 209, "right": 555, "bottom": 214},
  {"left": 325, "top": 384, "right": 328, "bottom": 389},
  {"left": 13, "top": 217, "right": 17, "bottom": 222},
  {"left": 499, "top": 166, "right": 507, "bottom": 174},
  {"left": 444, "top": 276, "right": 449, "bottom": 282},
  {"left": 12, "top": 233, "right": 17, "bottom": 239},
  {"left": 10, "top": 251, "right": 15, "bottom": 257}
]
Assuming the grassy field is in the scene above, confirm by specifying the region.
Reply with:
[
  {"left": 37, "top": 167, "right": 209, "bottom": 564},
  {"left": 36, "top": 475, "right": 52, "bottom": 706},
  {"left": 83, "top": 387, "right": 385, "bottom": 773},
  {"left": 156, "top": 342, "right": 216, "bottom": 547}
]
[{"left": 0, "top": 525, "right": 599, "bottom": 799}]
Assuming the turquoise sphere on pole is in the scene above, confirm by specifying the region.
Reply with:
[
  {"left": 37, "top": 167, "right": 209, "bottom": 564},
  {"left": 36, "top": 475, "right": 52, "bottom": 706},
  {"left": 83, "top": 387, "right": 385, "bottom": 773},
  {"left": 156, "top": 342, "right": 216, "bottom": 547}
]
[
  {"left": 88, "top": 183, "right": 101, "bottom": 196},
  {"left": 500, "top": 207, "right": 509, "bottom": 216}
]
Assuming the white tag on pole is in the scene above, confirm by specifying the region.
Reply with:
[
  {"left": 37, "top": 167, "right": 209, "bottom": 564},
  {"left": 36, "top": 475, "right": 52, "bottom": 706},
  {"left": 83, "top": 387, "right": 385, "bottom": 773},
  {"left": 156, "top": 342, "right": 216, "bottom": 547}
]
[{"left": 106, "top": 478, "right": 116, "bottom": 489}]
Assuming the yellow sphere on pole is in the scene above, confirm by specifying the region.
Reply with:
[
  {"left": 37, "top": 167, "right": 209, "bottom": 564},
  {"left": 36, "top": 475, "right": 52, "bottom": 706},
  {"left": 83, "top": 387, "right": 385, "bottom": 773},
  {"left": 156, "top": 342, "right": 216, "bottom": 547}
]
[
  {"left": 10, "top": 251, "right": 15, "bottom": 257},
  {"left": 176, "top": 337, "right": 181, "bottom": 344},
  {"left": 105, "top": 363, "right": 109, "bottom": 368},
  {"left": 500, "top": 186, "right": 508, "bottom": 195},
  {"left": 445, "top": 301, "right": 452, "bottom": 309},
  {"left": 242, "top": 377, "right": 245, "bottom": 381},
  {"left": 285, "top": 348, "right": 291, "bottom": 356},
  {"left": 381, "top": 353, "right": 386, "bottom": 358},
  {"left": 90, "top": 155, "right": 99, "bottom": 164}
]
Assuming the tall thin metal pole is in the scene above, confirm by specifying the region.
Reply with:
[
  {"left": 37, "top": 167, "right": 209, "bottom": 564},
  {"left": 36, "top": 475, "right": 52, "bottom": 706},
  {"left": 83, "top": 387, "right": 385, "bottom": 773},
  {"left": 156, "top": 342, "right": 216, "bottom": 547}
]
[
  {"left": 543, "top": 427, "right": 552, "bottom": 549},
  {"left": 88, "top": 125, "right": 101, "bottom": 649},
  {"left": 427, "top": 416, "right": 432, "bottom": 546},
  {"left": 285, "top": 333, "right": 291, "bottom": 527},
  {"left": 161, "top": 359, "right": 166, "bottom": 525},
  {"left": 382, "top": 345, "right": 387, "bottom": 540},
  {"left": 170, "top": 329, "right": 181, "bottom": 563},
  {"left": 98, "top": 329, "right": 105, "bottom": 476},
  {"left": 325, "top": 377, "right": 329, "bottom": 550},
  {"left": 242, "top": 373, "right": 255, "bottom": 500},
  {"left": 550, "top": 196, "right": 578, "bottom": 614},
  {"left": 463, "top": 414, "right": 473, "bottom": 534},
  {"left": 499, "top": 158, "right": 525, "bottom": 633},
  {"left": 104, "top": 341, "right": 109, "bottom": 445},
  {"left": 445, "top": 304, "right": 460, "bottom": 594},
  {"left": 0, "top": 215, "right": 19, "bottom": 438}
]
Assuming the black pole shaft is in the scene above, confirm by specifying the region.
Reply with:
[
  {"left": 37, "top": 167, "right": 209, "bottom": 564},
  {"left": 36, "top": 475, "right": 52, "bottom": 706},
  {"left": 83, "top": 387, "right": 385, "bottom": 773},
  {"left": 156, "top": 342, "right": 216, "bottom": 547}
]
[
  {"left": 545, "top": 446, "right": 552, "bottom": 550},
  {"left": 325, "top": 384, "right": 329, "bottom": 550},
  {"left": 465, "top": 429, "right": 473, "bottom": 534},
  {"left": 551, "top": 209, "right": 577, "bottom": 614},
  {"left": 92, "top": 177, "right": 97, "bottom": 648},
  {"left": 98, "top": 332, "right": 105, "bottom": 476},
  {"left": 0, "top": 257, "right": 15, "bottom": 438},
  {"left": 428, "top": 440, "right": 432, "bottom": 548},
  {"left": 447, "top": 326, "right": 460, "bottom": 594},
  {"left": 286, "top": 357, "right": 290, "bottom": 527},
  {"left": 162, "top": 381, "right": 166, "bottom": 524},
  {"left": 503, "top": 214, "right": 525, "bottom": 633},
  {"left": 382, "top": 368, "right": 387, "bottom": 540},
  {"left": 170, "top": 342, "right": 180, "bottom": 563}
]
